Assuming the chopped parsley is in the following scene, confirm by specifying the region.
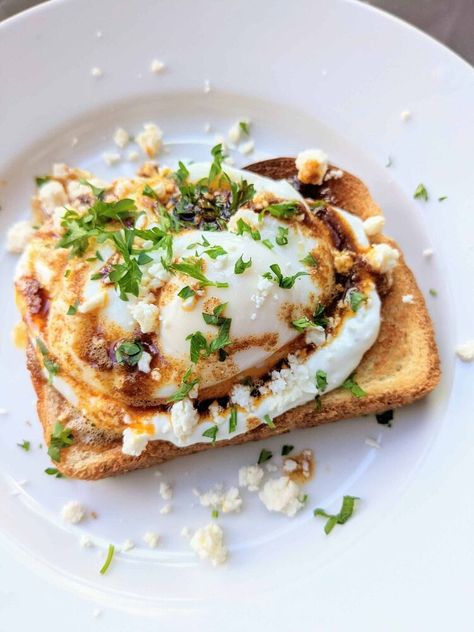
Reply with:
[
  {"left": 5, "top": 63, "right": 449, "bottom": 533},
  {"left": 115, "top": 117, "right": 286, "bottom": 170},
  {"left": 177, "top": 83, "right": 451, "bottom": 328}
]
[
  {"left": 235, "top": 218, "right": 261, "bottom": 241},
  {"left": 167, "top": 367, "right": 199, "bottom": 403},
  {"left": 263, "top": 264, "right": 308, "bottom": 289},
  {"left": 262, "top": 239, "right": 274, "bottom": 250},
  {"left": 208, "top": 143, "right": 226, "bottom": 184},
  {"left": 211, "top": 509, "right": 219, "bottom": 519},
  {"left": 414, "top": 183, "right": 429, "bottom": 201},
  {"left": 228, "top": 178, "right": 255, "bottom": 213},
  {"left": 342, "top": 374, "right": 366, "bottom": 398},
  {"left": 257, "top": 448, "right": 273, "bottom": 464},
  {"left": 188, "top": 304, "right": 232, "bottom": 362},
  {"left": 170, "top": 258, "right": 229, "bottom": 288},
  {"left": 292, "top": 317, "right": 317, "bottom": 332},
  {"left": 315, "top": 395, "right": 322, "bottom": 410},
  {"left": 275, "top": 226, "right": 289, "bottom": 246},
  {"left": 234, "top": 255, "right": 252, "bottom": 274},
  {"left": 429, "top": 288, "right": 438, "bottom": 297},
  {"left": 265, "top": 202, "right": 299, "bottom": 218},
  {"left": 263, "top": 414, "right": 275, "bottom": 429},
  {"left": 99, "top": 544, "right": 115, "bottom": 575},
  {"left": 229, "top": 407, "right": 238, "bottom": 433},
  {"left": 45, "top": 467, "right": 64, "bottom": 478},
  {"left": 17, "top": 440, "right": 30, "bottom": 452},
  {"left": 67, "top": 302, "right": 79, "bottom": 316},
  {"left": 300, "top": 252, "right": 318, "bottom": 267},
  {"left": 438, "top": 196, "right": 448, "bottom": 202},
  {"left": 376, "top": 409, "right": 393, "bottom": 427},
  {"left": 36, "top": 338, "right": 60, "bottom": 384},
  {"left": 47, "top": 422, "right": 73, "bottom": 462},
  {"left": 35, "top": 176, "right": 51, "bottom": 187},
  {"left": 202, "top": 245, "right": 227, "bottom": 260},
  {"left": 142, "top": 183, "right": 157, "bottom": 198},
  {"left": 315, "top": 370, "right": 328, "bottom": 392},
  {"left": 239, "top": 121, "right": 250, "bottom": 135},
  {"left": 348, "top": 290, "right": 367, "bottom": 312},
  {"left": 313, "top": 303, "right": 329, "bottom": 328},
  {"left": 202, "top": 425, "right": 218, "bottom": 443},
  {"left": 178, "top": 286, "right": 196, "bottom": 300},
  {"left": 314, "top": 495, "right": 359, "bottom": 534},
  {"left": 115, "top": 340, "right": 144, "bottom": 367},
  {"left": 79, "top": 178, "right": 106, "bottom": 200},
  {"left": 281, "top": 444, "right": 294, "bottom": 456}
]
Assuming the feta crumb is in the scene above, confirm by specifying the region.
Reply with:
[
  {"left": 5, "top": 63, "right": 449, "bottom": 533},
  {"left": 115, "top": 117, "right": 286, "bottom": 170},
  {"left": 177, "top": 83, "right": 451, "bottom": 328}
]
[
  {"left": 113, "top": 127, "right": 130, "bottom": 148},
  {"left": 143, "top": 532, "right": 160, "bottom": 549},
  {"left": 324, "top": 168, "right": 343, "bottom": 181},
  {"left": 363, "top": 215, "right": 385, "bottom": 236},
  {"left": 203, "top": 79, "right": 211, "bottom": 93},
  {"left": 197, "top": 486, "right": 242, "bottom": 513},
  {"left": 295, "top": 148, "right": 329, "bottom": 185},
  {"left": 190, "top": 523, "right": 227, "bottom": 566},
  {"left": 38, "top": 180, "right": 68, "bottom": 213},
  {"left": 265, "top": 463, "right": 278, "bottom": 472},
  {"left": 365, "top": 437, "right": 381, "bottom": 449},
  {"left": 250, "top": 313, "right": 257, "bottom": 321},
  {"left": 6, "top": 220, "right": 34, "bottom": 253},
  {"left": 91, "top": 67, "right": 103, "bottom": 78},
  {"left": 238, "top": 464, "right": 264, "bottom": 491},
  {"left": 128, "top": 150, "right": 139, "bottom": 162},
  {"left": 402, "top": 294, "right": 414, "bottom": 304},
  {"left": 258, "top": 476, "right": 304, "bottom": 517},
  {"left": 137, "top": 351, "right": 152, "bottom": 374},
  {"left": 150, "top": 59, "right": 165, "bottom": 74},
  {"left": 283, "top": 459, "right": 298, "bottom": 473},
  {"left": 423, "top": 248, "right": 433, "bottom": 258},
  {"left": 240, "top": 139, "right": 254, "bottom": 155},
  {"left": 170, "top": 397, "right": 199, "bottom": 442},
  {"left": 159, "top": 481, "right": 173, "bottom": 500},
  {"left": 400, "top": 110, "right": 411, "bottom": 121},
  {"left": 102, "top": 152, "right": 121, "bottom": 166},
  {"left": 364, "top": 243, "right": 400, "bottom": 274},
  {"left": 78, "top": 292, "right": 107, "bottom": 314},
  {"left": 230, "top": 384, "right": 252, "bottom": 410},
  {"left": 79, "top": 534, "right": 94, "bottom": 548},
  {"left": 305, "top": 325, "right": 326, "bottom": 346},
  {"left": 180, "top": 527, "right": 191, "bottom": 538},
  {"left": 121, "top": 539, "right": 135, "bottom": 551},
  {"left": 129, "top": 301, "right": 159, "bottom": 333},
  {"left": 61, "top": 500, "right": 85, "bottom": 524},
  {"left": 160, "top": 503, "right": 172, "bottom": 515},
  {"left": 136, "top": 123, "right": 162, "bottom": 158},
  {"left": 456, "top": 340, "right": 474, "bottom": 362},
  {"left": 122, "top": 428, "right": 149, "bottom": 456}
]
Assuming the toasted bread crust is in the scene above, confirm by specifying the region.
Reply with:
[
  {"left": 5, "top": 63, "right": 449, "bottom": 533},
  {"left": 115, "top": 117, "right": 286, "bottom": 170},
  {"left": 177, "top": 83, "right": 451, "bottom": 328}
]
[{"left": 28, "top": 159, "right": 441, "bottom": 479}]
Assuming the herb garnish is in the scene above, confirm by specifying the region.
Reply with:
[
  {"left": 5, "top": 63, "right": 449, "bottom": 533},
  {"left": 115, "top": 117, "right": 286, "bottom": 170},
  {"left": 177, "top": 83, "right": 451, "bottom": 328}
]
[
  {"left": 300, "top": 252, "right": 318, "bottom": 267},
  {"left": 142, "top": 183, "right": 157, "bottom": 198},
  {"left": 438, "top": 196, "right": 448, "bottom": 202},
  {"left": 115, "top": 340, "right": 144, "bottom": 367},
  {"left": 313, "top": 303, "right": 329, "bottom": 328},
  {"left": 99, "top": 544, "right": 115, "bottom": 575},
  {"left": 292, "top": 317, "right": 317, "bottom": 332},
  {"left": 178, "top": 286, "right": 196, "bottom": 300},
  {"left": 234, "top": 255, "right": 252, "bottom": 274},
  {"left": 202, "top": 425, "right": 218, "bottom": 443},
  {"left": 315, "top": 370, "right": 328, "bottom": 392},
  {"left": 429, "top": 288, "right": 438, "bottom": 297},
  {"left": 235, "top": 218, "right": 261, "bottom": 241},
  {"left": 262, "top": 239, "right": 274, "bottom": 250},
  {"left": 258, "top": 448, "right": 273, "bottom": 464},
  {"left": 187, "top": 304, "right": 232, "bottom": 362},
  {"left": 170, "top": 258, "right": 229, "bottom": 288},
  {"left": 281, "top": 444, "right": 294, "bottom": 456},
  {"left": 17, "top": 440, "right": 30, "bottom": 452},
  {"left": 348, "top": 290, "right": 367, "bottom": 313},
  {"left": 35, "top": 176, "right": 51, "bottom": 187},
  {"left": 167, "top": 367, "right": 199, "bottom": 403},
  {"left": 342, "top": 374, "right": 366, "bottom": 398},
  {"left": 239, "top": 121, "right": 250, "bottom": 135},
  {"left": 263, "top": 264, "right": 308, "bottom": 289},
  {"left": 275, "top": 226, "right": 289, "bottom": 246},
  {"left": 314, "top": 495, "right": 359, "bottom": 534},
  {"left": 67, "top": 302, "right": 79, "bottom": 316},
  {"left": 265, "top": 202, "right": 299, "bottom": 218},
  {"left": 229, "top": 407, "right": 238, "bottom": 433},
  {"left": 211, "top": 509, "right": 219, "bottom": 519},
  {"left": 36, "top": 338, "right": 60, "bottom": 384},
  {"left": 47, "top": 422, "right": 73, "bottom": 462},
  {"left": 45, "top": 467, "right": 64, "bottom": 478},
  {"left": 414, "top": 183, "right": 429, "bottom": 201},
  {"left": 263, "top": 414, "right": 275, "bottom": 429},
  {"left": 79, "top": 178, "right": 106, "bottom": 200}
]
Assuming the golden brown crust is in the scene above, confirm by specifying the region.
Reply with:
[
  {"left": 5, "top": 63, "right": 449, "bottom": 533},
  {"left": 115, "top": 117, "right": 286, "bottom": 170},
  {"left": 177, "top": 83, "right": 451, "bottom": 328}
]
[{"left": 28, "top": 159, "right": 441, "bottom": 479}]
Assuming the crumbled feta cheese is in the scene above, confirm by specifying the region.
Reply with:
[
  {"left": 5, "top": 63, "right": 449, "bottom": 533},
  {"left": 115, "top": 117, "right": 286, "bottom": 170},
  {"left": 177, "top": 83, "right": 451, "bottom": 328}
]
[
  {"left": 295, "top": 148, "right": 329, "bottom": 185},
  {"left": 78, "top": 292, "right": 107, "bottom": 313},
  {"left": 143, "top": 532, "right": 160, "bottom": 548},
  {"left": 228, "top": 122, "right": 242, "bottom": 145},
  {"left": 238, "top": 464, "right": 264, "bottom": 491},
  {"left": 38, "top": 180, "right": 68, "bottom": 213},
  {"left": 456, "top": 340, "right": 474, "bottom": 362},
  {"left": 365, "top": 437, "right": 381, "bottom": 449},
  {"left": 402, "top": 294, "right": 414, "bottom": 304},
  {"left": 91, "top": 66, "right": 103, "bottom": 78},
  {"left": 230, "top": 384, "right": 252, "bottom": 410},
  {"left": 113, "top": 127, "right": 130, "bottom": 148},
  {"left": 250, "top": 312, "right": 257, "bottom": 321},
  {"left": 142, "top": 259, "right": 170, "bottom": 290},
  {"left": 151, "top": 368, "right": 162, "bottom": 382},
  {"left": 66, "top": 179, "right": 92, "bottom": 203},
  {"left": 79, "top": 534, "right": 94, "bottom": 548},
  {"left": 190, "top": 523, "right": 227, "bottom": 566},
  {"left": 150, "top": 59, "right": 165, "bottom": 73},
  {"left": 305, "top": 325, "right": 326, "bottom": 346},
  {"left": 52, "top": 163, "right": 69, "bottom": 178},
  {"left": 136, "top": 122, "right": 162, "bottom": 158},
  {"left": 324, "top": 168, "right": 343, "bottom": 181},
  {"left": 364, "top": 243, "right": 400, "bottom": 274},
  {"left": 160, "top": 503, "right": 172, "bottom": 515},
  {"left": 128, "top": 150, "right": 139, "bottom": 162},
  {"left": 258, "top": 476, "right": 304, "bottom": 517},
  {"left": 197, "top": 486, "right": 243, "bottom": 513},
  {"left": 203, "top": 79, "right": 211, "bottom": 93},
  {"left": 121, "top": 539, "right": 135, "bottom": 551},
  {"left": 137, "top": 351, "right": 152, "bottom": 374},
  {"left": 6, "top": 221, "right": 34, "bottom": 253},
  {"left": 266, "top": 463, "right": 278, "bottom": 473},
  {"left": 239, "top": 139, "right": 254, "bottom": 155},
  {"left": 61, "top": 500, "right": 85, "bottom": 524},
  {"left": 283, "top": 459, "right": 298, "bottom": 473},
  {"left": 423, "top": 248, "right": 433, "bottom": 258},
  {"left": 170, "top": 397, "right": 199, "bottom": 442},
  {"left": 400, "top": 110, "right": 411, "bottom": 121},
  {"left": 122, "top": 428, "right": 149, "bottom": 456},
  {"left": 159, "top": 481, "right": 173, "bottom": 500},
  {"left": 102, "top": 152, "right": 121, "bottom": 166},
  {"left": 363, "top": 215, "right": 385, "bottom": 236},
  {"left": 129, "top": 301, "right": 159, "bottom": 333}
]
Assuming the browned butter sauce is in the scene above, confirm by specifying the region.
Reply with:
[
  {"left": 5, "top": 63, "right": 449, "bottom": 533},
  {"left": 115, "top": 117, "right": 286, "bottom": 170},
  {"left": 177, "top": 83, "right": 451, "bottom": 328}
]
[{"left": 283, "top": 449, "right": 315, "bottom": 483}]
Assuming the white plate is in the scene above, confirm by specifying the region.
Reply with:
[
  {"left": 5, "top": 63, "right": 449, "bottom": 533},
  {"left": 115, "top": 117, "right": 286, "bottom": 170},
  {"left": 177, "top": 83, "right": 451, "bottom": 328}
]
[{"left": 0, "top": 0, "right": 473, "bottom": 629}]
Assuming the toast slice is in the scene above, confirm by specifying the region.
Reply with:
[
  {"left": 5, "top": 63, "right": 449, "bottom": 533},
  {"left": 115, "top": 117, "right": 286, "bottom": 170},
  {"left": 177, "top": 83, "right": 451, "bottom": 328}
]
[{"left": 28, "top": 159, "right": 440, "bottom": 479}]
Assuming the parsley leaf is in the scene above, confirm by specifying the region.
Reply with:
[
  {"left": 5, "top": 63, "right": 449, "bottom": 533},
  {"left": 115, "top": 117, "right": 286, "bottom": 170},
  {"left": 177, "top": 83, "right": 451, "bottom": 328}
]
[
  {"left": 202, "top": 425, "right": 218, "bottom": 443},
  {"left": 115, "top": 340, "right": 144, "bottom": 367},
  {"left": 414, "top": 183, "right": 429, "bottom": 201},
  {"left": 174, "top": 161, "right": 190, "bottom": 184},
  {"left": 45, "top": 467, "right": 64, "bottom": 478},
  {"left": 208, "top": 144, "right": 226, "bottom": 183},
  {"left": 99, "top": 544, "right": 115, "bottom": 575},
  {"left": 348, "top": 290, "right": 367, "bottom": 312},
  {"left": 35, "top": 176, "right": 51, "bottom": 187},
  {"left": 263, "top": 264, "right": 308, "bottom": 289},
  {"left": 234, "top": 255, "right": 252, "bottom": 274},
  {"left": 235, "top": 218, "right": 261, "bottom": 241},
  {"left": 228, "top": 178, "right": 255, "bottom": 213},
  {"left": 67, "top": 302, "right": 79, "bottom": 316},
  {"left": 262, "top": 239, "right": 274, "bottom": 249},
  {"left": 229, "top": 407, "right": 237, "bottom": 433},
  {"left": 258, "top": 448, "right": 273, "bottom": 464},
  {"left": 170, "top": 258, "right": 229, "bottom": 288},
  {"left": 47, "top": 422, "right": 73, "bottom": 462},
  {"left": 36, "top": 338, "right": 59, "bottom": 384},
  {"left": 313, "top": 303, "right": 329, "bottom": 328},
  {"left": 79, "top": 178, "right": 106, "bottom": 200},
  {"left": 292, "top": 317, "right": 316, "bottom": 332},
  {"left": 265, "top": 202, "right": 299, "bottom": 218},
  {"left": 202, "top": 245, "right": 227, "bottom": 260},
  {"left": 314, "top": 495, "right": 359, "bottom": 534},
  {"left": 275, "top": 226, "right": 289, "bottom": 246},
  {"left": 239, "top": 121, "right": 250, "bottom": 135},
  {"left": 167, "top": 368, "right": 199, "bottom": 403},
  {"left": 300, "top": 253, "right": 318, "bottom": 267},
  {"left": 142, "top": 184, "right": 157, "bottom": 198},
  {"left": 211, "top": 509, "right": 219, "bottom": 519},
  {"left": 263, "top": 414, "right": 275, "bottom": 429},
  {"left": 342, "top": 374, "right": 366, "bottom": 398},
  {"left": 281, "top": 444, "right": 294, "bottom": 456},
  {"left": 438, "top": 195, "right": 448, "bottom": 202},
  {"left": 178, "top": 286, "right": 196, "bottom": 300},
  {"left": 315, "top": 370, "right": 328, "bottom": 392},
  {"left": 187, "top": 331, "right": 209, "bottom": 363},
  {"left": 17, "top": 440, "right": 30, "bottom": 452}
]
